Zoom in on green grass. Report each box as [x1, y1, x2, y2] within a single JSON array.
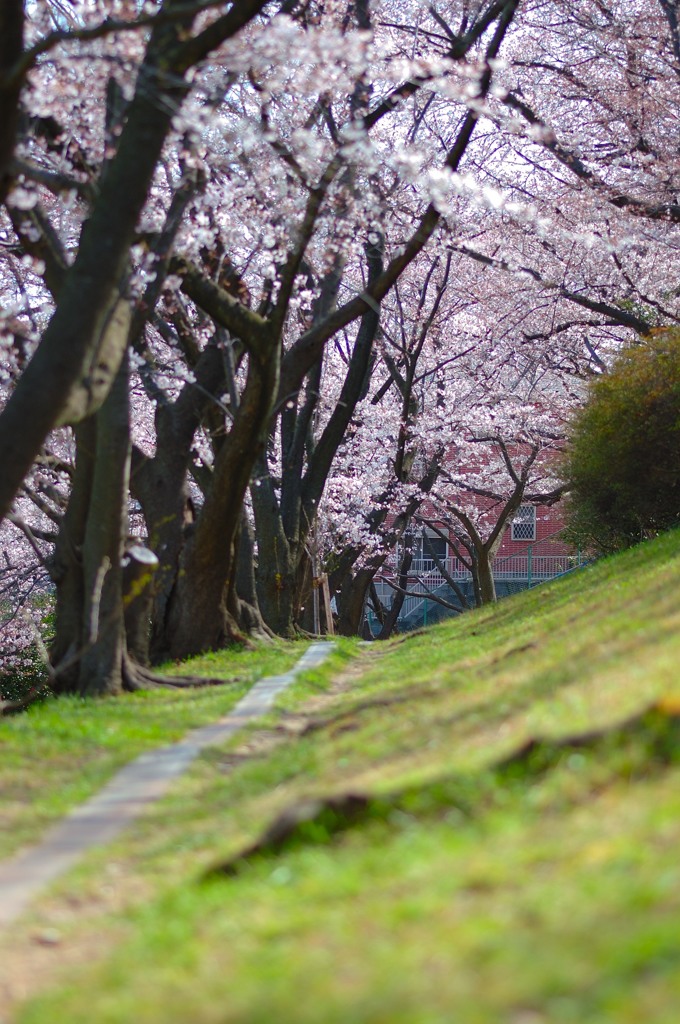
[[9, 530, 680, 1023], [0, 640, 310, 859]]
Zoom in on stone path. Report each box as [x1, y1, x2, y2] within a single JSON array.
[[0, 641, 335, 928]]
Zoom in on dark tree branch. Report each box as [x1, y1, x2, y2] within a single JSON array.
[[9, 203, 69, 298], [7, 513, 57, 555], [176, 0, 272, 70], [9, 156, 95, 202], [503, 91, 680, 224], [658, 0, 680, 72], [364, 0, 520, 131], [0, 0, 271, 525], [0, 0, 23, 202], [6, 0, 257, 88], [170, 256, 270, 356], [451, 243, 652, 335], [279, 1, 520, 402], [301, 234, 384, 520]]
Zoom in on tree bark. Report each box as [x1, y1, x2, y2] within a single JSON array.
[[130, 338, 227, 661], [51, 356, 131, 696], [253, 237, 383, 636], [476, 549, 497, 605], [336, 566, 375, 637], [122, 546, 159, 665], [50, 421, 97, 692], [164, 340, 280, 659], [77, 357, 131, 696], [251, 463, 298, 637], [234, 511, 272, 637], [0, 0, 23, 204], [0, 0, 269, 524], [376, 548, 413, 640]]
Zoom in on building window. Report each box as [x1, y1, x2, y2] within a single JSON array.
[[399, 528, 448, 568], [419, 529, 448, 566], [511, 504, 536, 542]]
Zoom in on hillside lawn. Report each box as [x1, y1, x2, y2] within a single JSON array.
[[3, 529, 680, 1022]]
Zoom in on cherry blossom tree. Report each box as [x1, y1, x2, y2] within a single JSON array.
[[1, 0, 679, 701], [319, 245, 579, 634]]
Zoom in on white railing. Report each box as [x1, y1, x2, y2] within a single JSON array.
[[382, 552, 581, 587], [407, 557, 470, 583], [371, 531, 588, 629]]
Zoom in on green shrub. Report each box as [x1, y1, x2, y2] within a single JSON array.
[[563, 329, 680, 553]]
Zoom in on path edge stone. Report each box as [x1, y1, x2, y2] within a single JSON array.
[[0, 641, 336, 929]]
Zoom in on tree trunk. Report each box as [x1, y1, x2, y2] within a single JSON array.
[[50, 420, 97, 692], [122, 546, 159, 665], [251, 468, 298, 637], [476, 548, 497, 605], [130, 338, 228, 662], [50, 360, 225, 695], [164, 342, 280, 659], [132, 442, 195, 662], [251, 240, 383, 637], [51, 357, 132, 696], [0, 1, 24, 204], [335, 566, 375, 637], [233, 510, 272, 637], [376, 549, 413, 640]]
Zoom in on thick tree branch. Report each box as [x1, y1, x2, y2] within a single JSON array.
[[9, 156, 95, 202], [272, 156, 344, 333], [0, 0, 24, 203], [504, 92, 680, 224], [301, 234, 384, 519], [0, 18, 184, 519], [171, 256, 270, 357], [5, 0, 254, 88], [7, 514, 57, 557], [451, 243, 652, 335], [659, 0, 680, 70], [278, 0, 520, 401], [176, 0, 272, 70], [9, 203, 69, 297]]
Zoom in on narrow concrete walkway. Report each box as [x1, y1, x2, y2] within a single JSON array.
[[0, 642, 334, 928]]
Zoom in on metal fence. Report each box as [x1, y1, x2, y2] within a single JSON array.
[[368, 531, 587, 633]]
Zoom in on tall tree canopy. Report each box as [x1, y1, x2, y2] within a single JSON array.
[[0, 0, 678, 698]]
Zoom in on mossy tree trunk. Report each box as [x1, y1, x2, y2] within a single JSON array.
[[253, 238, 383, 636], [51, 357, 131, 696], [163, 338, 280, 659]]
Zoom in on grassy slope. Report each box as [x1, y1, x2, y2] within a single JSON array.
[[12, 530, 680, 1023]]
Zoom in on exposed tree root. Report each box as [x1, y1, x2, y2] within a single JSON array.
[[206, 793, 372, 877], [205, 697, 680, 876], [493, 697, 680, 776], [121, 655, 236, 692], [2, 658, 238, 712], [293, 690, 430, 737]]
